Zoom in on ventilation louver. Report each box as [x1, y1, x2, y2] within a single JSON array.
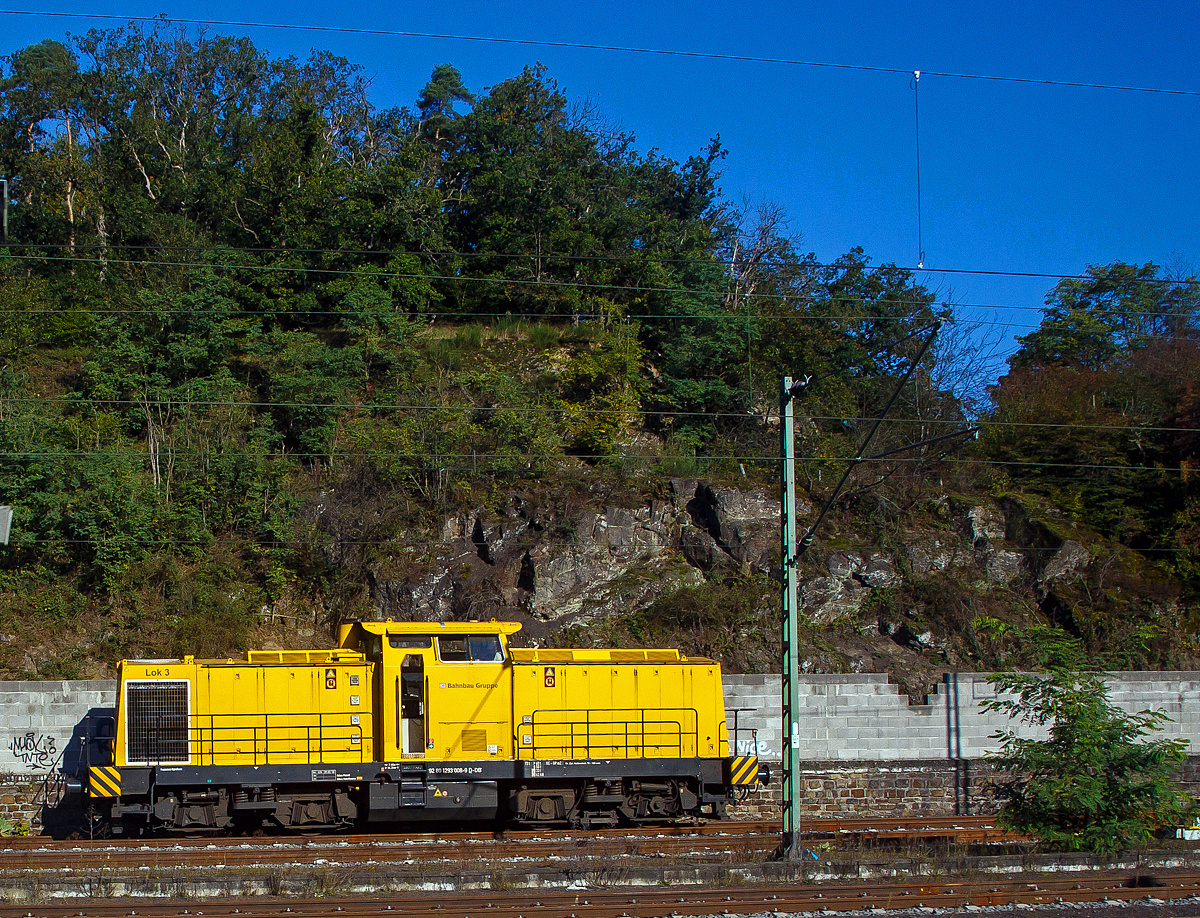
[[126, 681, 190, 764], [461, 729, 487, 753]]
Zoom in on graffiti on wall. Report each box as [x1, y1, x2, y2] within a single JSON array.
[[735, 737, 776, 758], [8, 732, 58, 769]]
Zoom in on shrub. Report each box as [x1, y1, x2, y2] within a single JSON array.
[[984, 629, 1190, 853]]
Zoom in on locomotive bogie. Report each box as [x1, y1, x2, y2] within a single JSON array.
[[509, 775, 709, 827]]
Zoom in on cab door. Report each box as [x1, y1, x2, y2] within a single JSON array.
[[400, 654, 425, 756], [377, 634, 434, 762]]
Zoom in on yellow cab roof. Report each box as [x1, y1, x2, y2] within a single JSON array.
[[349, 619, 524, 637]]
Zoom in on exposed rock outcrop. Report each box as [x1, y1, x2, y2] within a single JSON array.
[[363, 482, 784, 635], [1043, 540, 1091, 584], [339, 484, 1172, 674]]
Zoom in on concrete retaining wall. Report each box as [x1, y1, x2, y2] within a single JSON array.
[[0, 680, 115, 777], [2, 671, 1200, 830], [5, 672, 1200, 774], [723, 672, 1200, 762]]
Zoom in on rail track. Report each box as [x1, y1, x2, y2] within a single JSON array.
[[2, 815, 1015, 849], [2, 872, 1200, 918], [0, 817, 1023, 872], [799, 815, 1021, 844], [0, 818, 1196, 916]]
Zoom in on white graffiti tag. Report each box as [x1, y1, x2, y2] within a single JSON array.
[[9, 732, 57, 769], [735, 738, 775, 758]]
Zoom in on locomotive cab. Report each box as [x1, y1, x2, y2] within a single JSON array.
[[338, 620, 522, 764]]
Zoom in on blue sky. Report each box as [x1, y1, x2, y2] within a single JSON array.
[[2, 1, 1198, 368]]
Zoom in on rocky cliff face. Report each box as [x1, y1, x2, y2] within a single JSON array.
[[357, 480, 781, 644], [323, 480, 1187, 683]]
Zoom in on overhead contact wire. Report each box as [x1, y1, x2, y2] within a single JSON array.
[[2, 9, 1198, 96], [4, 244, 1199, 287]]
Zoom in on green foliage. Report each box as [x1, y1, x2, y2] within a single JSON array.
[[0, 272, 91, 352], [468, 368, 561, 479], [1012, 263, 1199, 371], [165, 550, 263, 658], [527, 323, 561, 350], [260, 330, 363, 456], [983, 628, 1190, 853], [0, 19, 1194, 676], [653, 431, 704, 479], [555, 322, 646, 458], [0, 573, 87, 625], [0, 816, 30, 837], [979, 262, 1200, 590], [417, 63, 475, 145], [1174, 496, 1200, 586]]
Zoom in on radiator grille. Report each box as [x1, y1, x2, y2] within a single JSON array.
[[461, 729, 487, 753], [126, 681, 190, 764]]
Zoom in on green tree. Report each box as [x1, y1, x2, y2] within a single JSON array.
[[416, 63, 474, 144], [983, 631, 1189, 853], [753, 247, 957, 484], [1012, 262, 1199, 371], [979, 261, 1200, 585], [443, 65, 612, 315]]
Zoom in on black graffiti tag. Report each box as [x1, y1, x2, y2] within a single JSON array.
[[9, 732, 57, 769]]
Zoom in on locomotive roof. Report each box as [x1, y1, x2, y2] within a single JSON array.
[[348, 619, 524, 636], [509, 648, 709, 664], [121, 648, 369, 667]]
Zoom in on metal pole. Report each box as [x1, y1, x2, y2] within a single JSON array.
[[780, 377, 803, 860], [1, 179, 7, 242], [777, 330, 962, 860]]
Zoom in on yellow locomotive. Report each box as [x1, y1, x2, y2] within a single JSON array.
[[85, 620, 762, 833]]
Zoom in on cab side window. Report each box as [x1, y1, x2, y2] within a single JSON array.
[[389, 636, 432, 649], [437, 636, 470, 661], [437, 635, 503, 662], [470, 635, 504, 662]]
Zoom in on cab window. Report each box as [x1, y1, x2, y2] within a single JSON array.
[[470, 635, 505, 662], [389, 635, 432, 649], [437, 635, 504, 662], [438, 636, 469, 661]]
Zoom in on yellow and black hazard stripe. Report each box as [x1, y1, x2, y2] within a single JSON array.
[[727, 755, 760, 786], [88, 765, 121, 798]]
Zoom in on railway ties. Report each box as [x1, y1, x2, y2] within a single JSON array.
[[4, 877, 1200, 918], [0, 818, 1006, 873], [0, 816, 1144, 918], [800, 814, 1023, 844], [0, 816, 1032, 888], [0, 814, 1014, 855]]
